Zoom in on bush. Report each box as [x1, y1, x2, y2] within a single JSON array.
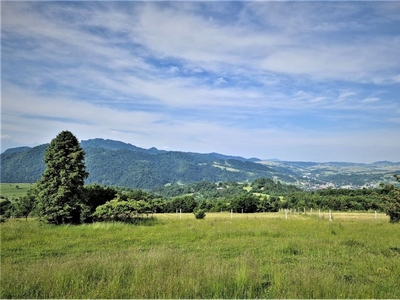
[[92, 196, 152, 223], [194, 209, 206, 219]]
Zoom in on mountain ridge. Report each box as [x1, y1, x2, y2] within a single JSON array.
[[3, 139, 398, 165], [1, 138, 399, 190]]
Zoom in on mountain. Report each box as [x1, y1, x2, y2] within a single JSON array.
[[0, 144, 49, 183], [0, 139, 297, 189], [81, 138, 146, 152], [1, 138, 399, 190], [2, 146, 32, 155]]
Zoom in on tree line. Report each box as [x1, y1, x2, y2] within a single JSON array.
[[1, 131, 399, 223]]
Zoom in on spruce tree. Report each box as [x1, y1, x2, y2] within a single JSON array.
[[37, 131, 88, 224]]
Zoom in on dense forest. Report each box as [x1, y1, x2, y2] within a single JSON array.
[[2, 139, 399, 190], [1, 140, 296, 189]]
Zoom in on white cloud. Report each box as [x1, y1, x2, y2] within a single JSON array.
[[213, 77, 227, 86], [168, 66, 180, 74], [392, 74, 400, 83], [337, 91, 356, 102], [192, 68, 204, 73], [260, 40, 400, 82], [362, 97, 380, 103], [388, 118, 400, 124], [2, 82, 399, 162], [1, 135, 12, 140]]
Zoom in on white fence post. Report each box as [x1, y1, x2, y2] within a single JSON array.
[[329, 209, 332, 221], [180, 208, 182, 220], [375, 210, 377, 220], [285, 209, 288, 220], [231, 209, 233, 219], [318, 209, 321, 218]]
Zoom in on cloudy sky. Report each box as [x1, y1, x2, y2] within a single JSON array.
[[1, 1, 400, 162]]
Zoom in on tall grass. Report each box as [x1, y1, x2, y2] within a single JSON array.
[[1, 213, 399, 298]]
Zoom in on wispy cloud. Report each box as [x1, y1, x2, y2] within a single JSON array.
[[1, 1, 399, 162]]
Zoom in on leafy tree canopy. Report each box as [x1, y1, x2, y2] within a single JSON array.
[[381, 175, 400, 223], [36, 131, 88, 224]]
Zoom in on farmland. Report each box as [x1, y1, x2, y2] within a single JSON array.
[[0, 183, 33, 200], [1, 212, 399, 299]]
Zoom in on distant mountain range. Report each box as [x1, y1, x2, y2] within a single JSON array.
[[1, 138, 399, 190]]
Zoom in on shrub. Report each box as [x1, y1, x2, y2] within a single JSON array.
[[194, 209, 206, 219], [92, 196, 152, 223]]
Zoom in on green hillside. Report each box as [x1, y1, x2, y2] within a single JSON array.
[[1, 139, 296, 189], [1, 138, 399, 190]]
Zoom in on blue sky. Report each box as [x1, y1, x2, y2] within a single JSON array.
[[1, 1, 400, 163]]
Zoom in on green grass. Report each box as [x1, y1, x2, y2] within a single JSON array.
[[0, 183, 33, 199], [1, 212, 399, 298]]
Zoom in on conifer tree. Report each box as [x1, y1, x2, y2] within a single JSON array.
[[37, 131, 88, 224]]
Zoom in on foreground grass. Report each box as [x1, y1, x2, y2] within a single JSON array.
[[1, 213, 399, 298]]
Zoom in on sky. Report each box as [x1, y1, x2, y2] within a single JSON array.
[[1, 1, 400, 163]]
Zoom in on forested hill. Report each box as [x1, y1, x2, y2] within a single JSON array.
[[1, 138, 399, 190], [0, 139, 296, 189]]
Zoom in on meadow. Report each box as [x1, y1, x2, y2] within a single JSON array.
[[1, 212, 399, 299], [0, 183, 33, 199]]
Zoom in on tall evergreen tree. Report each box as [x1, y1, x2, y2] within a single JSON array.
[[37, 131, 88, 224]]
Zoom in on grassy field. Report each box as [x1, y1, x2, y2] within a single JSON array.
[[0, 183, 33, 199], [1, 212, 399, 299]]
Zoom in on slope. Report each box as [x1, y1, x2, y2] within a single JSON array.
[[0, 139, 296, 189]]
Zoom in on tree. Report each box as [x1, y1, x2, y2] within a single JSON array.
[[231, 194, 259, 213], [14, 188, 37, 220], [381, 175, 400, 223], [168, 195, 197, 213], [36, 131, 88, 224], [150, 198, 167, 213], [258, 196, 279, 212], [0, 198, 12, 219], [84, 184, 117, 220]]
